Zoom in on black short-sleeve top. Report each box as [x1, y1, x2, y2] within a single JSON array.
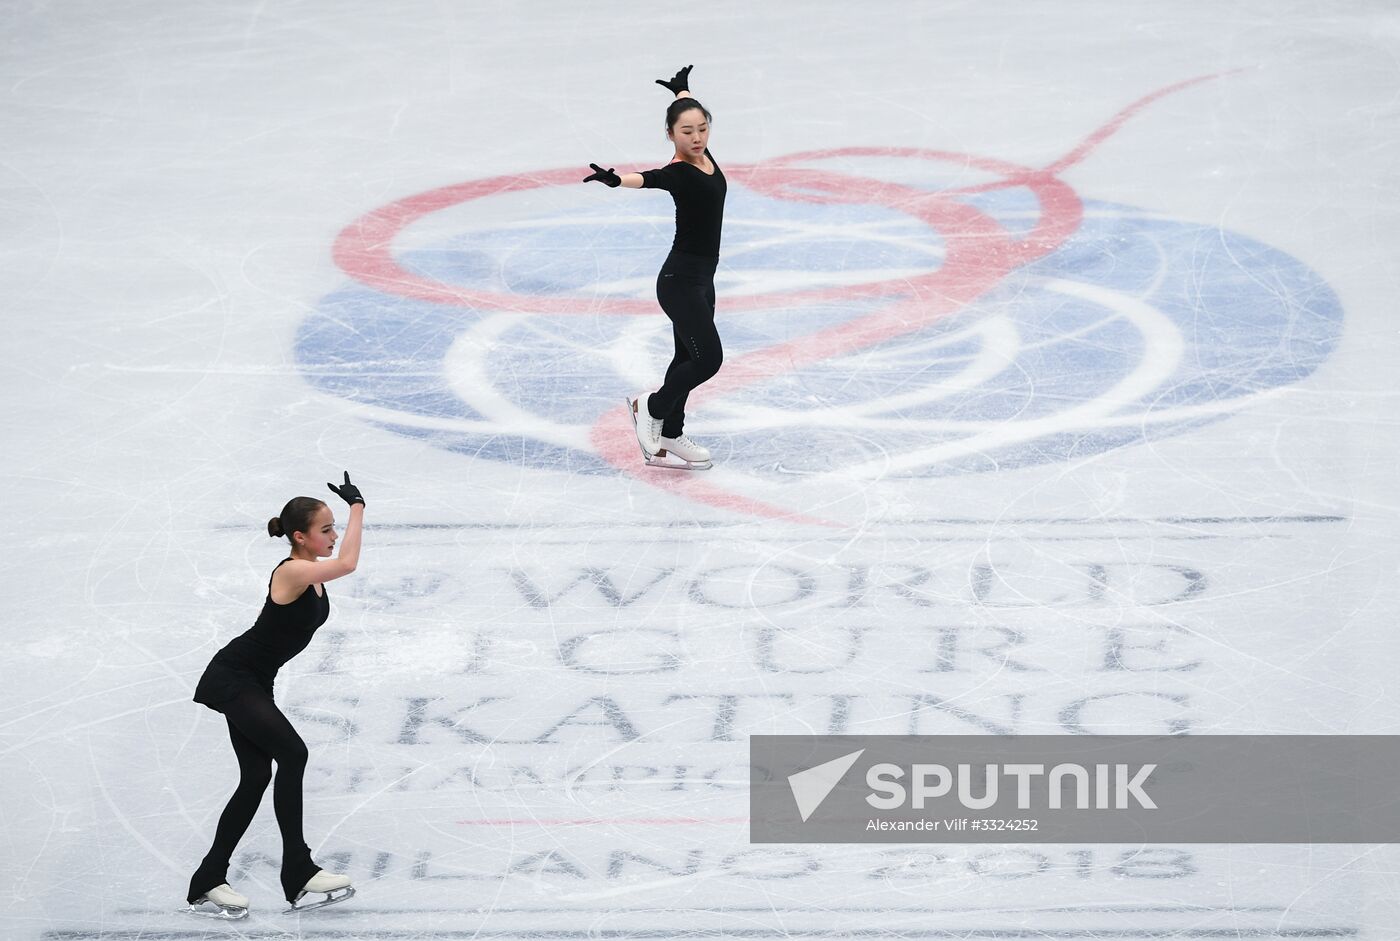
[[641, 148, 727, 259]]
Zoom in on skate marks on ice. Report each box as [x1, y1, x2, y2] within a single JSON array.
[[51, 511, 1363, 940], [41, 902, 1360, 941], [307, 71, 1342, 524]]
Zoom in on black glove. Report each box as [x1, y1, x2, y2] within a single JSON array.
[[327, 471, 365, 506], [655, 64, 693, 94], [583, 163, 621, 187]]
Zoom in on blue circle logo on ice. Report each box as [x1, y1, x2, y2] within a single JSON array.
[[299, 155, 1341, 485]]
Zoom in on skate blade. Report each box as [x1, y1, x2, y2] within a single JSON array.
[[284, 885, 355, 913], [183, 900, 248, 920], [645, 451, 713, 471]]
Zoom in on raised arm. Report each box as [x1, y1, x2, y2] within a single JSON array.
[[656, 65, 694, 99], [272, 473, 365, 599]]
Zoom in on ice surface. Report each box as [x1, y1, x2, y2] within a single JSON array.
[[4, 0, 1400, 938]]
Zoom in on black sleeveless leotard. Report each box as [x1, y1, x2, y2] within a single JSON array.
[[193, 559, 330, 709]]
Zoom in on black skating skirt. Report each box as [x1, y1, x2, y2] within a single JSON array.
[[193, 660, 273, 712]]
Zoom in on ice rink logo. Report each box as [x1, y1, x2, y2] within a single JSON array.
[[303, 76, 1341, 521]]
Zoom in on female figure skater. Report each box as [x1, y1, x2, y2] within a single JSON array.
[[585, 64, 725, 470], [184, 473, 364, 918]]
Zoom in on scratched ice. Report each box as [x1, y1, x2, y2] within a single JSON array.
[[4, 1, 1400, 939]]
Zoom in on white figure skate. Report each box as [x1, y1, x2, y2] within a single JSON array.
[[653, 433, 713, 471], [185, 883, 249, 919], [284, 870, 355, 913]]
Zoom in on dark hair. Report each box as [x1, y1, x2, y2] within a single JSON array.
[[268, 497, 327, 541], [665, 98, 712, 134]]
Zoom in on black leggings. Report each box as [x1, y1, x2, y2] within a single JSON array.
[[647, 252, 723, 439], [187, 689, 320, 904]]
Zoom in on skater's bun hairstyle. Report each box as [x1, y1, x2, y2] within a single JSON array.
[[268, 497, 327, 542], [665, 98, 712, 134]]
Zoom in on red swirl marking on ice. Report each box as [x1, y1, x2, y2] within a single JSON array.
[[332, 74, 1234, 526], [331, 167, 1019, 313], [1044, 71, 1243, 177]]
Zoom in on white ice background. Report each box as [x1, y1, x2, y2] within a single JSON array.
[[3, 1, 1400, 939]]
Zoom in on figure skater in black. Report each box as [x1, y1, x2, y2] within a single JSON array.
[[586, 64, 725, 470], [184, 473, 364, 918]]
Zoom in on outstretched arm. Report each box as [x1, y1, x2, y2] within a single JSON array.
[[584, 164, 645, 189]]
